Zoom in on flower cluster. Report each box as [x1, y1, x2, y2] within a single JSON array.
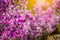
[[0, 0, 8, 13], [0, 0, 60, 40], [53, 0, 60, 12], [34, 0, 60, 33], [0, 4, 43, 40], [0, 0, 13, 21]]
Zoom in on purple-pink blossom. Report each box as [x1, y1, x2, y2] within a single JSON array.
[[0, 0, 60, 40]]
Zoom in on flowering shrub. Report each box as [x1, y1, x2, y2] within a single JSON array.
[[0, 0, 60, 40]]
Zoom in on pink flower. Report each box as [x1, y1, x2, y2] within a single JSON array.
[[53, 0, 60, 12]]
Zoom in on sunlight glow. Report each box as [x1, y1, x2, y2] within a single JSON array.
[[27, 0, 36, 10], [38, 0, 53, 10]]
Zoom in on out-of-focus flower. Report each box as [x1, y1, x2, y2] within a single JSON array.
[[53, 0, 60, 12], [33, 0, 60, 33], [0, 0, 8, 12], [0, 4, 43, 40], [0, 0, 60, 40]]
